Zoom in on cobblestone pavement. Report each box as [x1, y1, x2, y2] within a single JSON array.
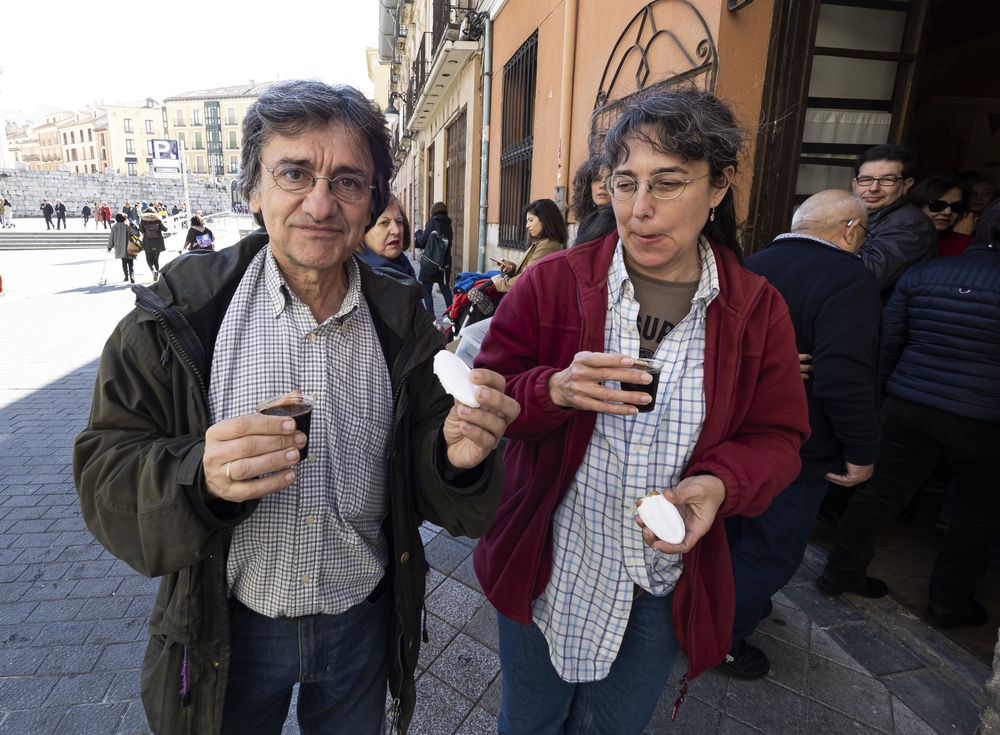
[[0, 248, 987, 734]]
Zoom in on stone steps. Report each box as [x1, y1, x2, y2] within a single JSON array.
[[0, 231, 113, 250]]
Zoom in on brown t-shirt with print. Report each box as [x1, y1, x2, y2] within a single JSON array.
[[625, 263, 698, 359]]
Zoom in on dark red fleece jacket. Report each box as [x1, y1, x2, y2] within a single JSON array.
[[473, 231, 809, 688]]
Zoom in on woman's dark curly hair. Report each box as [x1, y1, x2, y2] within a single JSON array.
[[570, 156, 607, 222], [601, 86, 746, 261]]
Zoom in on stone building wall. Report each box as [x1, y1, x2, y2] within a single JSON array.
[[0, 168, 239, 217]]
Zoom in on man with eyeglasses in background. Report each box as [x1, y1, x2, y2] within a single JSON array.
[[73, 79, 518, 735], [850, 144, 937, 303], [718, 190, 883, 678]]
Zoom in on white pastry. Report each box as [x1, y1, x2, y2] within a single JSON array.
[[635, 491, 685, 545], [433, 350, 481, 408]]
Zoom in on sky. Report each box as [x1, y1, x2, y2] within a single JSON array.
[[1, 0, 381, 124]]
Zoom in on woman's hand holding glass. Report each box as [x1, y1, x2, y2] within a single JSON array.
[[547, 351, 655, 415]]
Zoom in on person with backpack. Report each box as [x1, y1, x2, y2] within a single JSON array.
[[140, 207, 168, 281], [184, 215, 215, 253], [415, 201, 454, 316]]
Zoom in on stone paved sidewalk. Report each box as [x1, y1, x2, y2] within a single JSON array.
[[0, 249, 988, 734]]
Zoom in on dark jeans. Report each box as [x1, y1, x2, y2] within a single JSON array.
[[726, 478, 829, 640], [56, 213, 66, 229], [496, 592, 680, 735], [419, 270, 453, 316], [44, 214, 53, 229], [120, 257, 134, 278], [145, 248, 161, 274], [221, 586, 391, 735], [823, 396, 1000, 615]]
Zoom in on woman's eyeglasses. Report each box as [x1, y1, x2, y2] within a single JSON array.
[[926, 199, 969, 214]]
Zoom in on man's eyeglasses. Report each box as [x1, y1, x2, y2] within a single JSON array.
[[926, 199, 969, 214], [262, 162, 374, 202], [604, 172, 710, 201], [854, 175, 903, 187], [846, 218, 868, 237]]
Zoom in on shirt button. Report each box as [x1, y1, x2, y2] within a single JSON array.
[[301, 574, 311, 584], [212, 660, 220, 669], [308, 333, 317, 342], [305, 516, 315, 525], [308, 453, 316, 462], [400, 552, 410, 563]]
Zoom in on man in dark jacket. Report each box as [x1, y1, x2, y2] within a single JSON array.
[[819, 199, 1000, 630], [54, 199, 67, 229], [719, 191, 883, 678], [414, 202, 454, 316], [40, 198, 54, 229], [73, 80, 517, 735], [852, 144, 937, 303]]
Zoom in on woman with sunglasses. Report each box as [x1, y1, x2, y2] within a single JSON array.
[[907, 176, 972, 257]]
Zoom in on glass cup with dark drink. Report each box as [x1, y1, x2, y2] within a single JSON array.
[[620, 359, 664, 414], [256, 392, 314, 460]]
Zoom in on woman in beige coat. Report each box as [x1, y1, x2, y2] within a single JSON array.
[[493, 198, 568, 293]]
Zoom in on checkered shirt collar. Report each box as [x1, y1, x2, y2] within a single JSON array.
[[262, 247, 362, 322], [607, 235, 720, 310]]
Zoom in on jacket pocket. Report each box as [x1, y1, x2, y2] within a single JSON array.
[[141, 633, 190, 734]]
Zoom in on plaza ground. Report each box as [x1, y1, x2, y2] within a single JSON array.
[[0, 242, 990, 734]]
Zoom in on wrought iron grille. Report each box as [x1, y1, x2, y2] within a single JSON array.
[[498, 31, 538, 251], [432, 0, 474, 57], [407, 33, 431, 125]]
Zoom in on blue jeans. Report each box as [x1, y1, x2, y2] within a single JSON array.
[[496, 591, 680, 735], [220, 583, 391, 735], [419, 271, 453, 315], [726, 479, 829, 640]]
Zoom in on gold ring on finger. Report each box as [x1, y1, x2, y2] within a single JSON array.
[[226, 462, 233, 482]]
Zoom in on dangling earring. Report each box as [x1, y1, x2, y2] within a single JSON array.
[[710, 207, 716, 222]]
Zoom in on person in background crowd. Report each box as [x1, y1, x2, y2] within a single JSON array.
[[99, 201, 112, 229], [955, 176, 997, 237], [720, 190, 882, 679], [0, 197, 6, 229], [82, 202, 93, 228], [122, 201, 134, 226], [474, 87, 809, 735], [851, 144, 937, 302], [54, 199, 67, 230], [172, 204, 180, 216], [906, 176, 972, 257], [40, 199, 54, 229], [139, 206, 167, 281], [571, 156, 616, 246], [184, 215, 215, 253], [3, 198, 14, 228], [107, 212, 136, 283], [129, 202, 142, 227], [492, 199, 567, 294], [415, 201, 454, 316], [73, 79, 515, 735], [818, 198, 1000, 630], [358, 195, 417, 279]]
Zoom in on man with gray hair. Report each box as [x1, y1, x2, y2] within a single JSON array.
[[73, 79, 518, 735], [717, 190, 883, 679]]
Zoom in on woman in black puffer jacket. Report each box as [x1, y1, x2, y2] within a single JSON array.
[[820, 200, 1000, 630]]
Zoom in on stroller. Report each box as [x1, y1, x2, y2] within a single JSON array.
[[445, 280, 504, 342]]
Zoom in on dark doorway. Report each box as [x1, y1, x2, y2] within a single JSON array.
[[426, 142, 436, 225]]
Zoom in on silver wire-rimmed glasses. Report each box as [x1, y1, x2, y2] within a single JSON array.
[[262, 162, 375, 202], [604, 172, 710, 201]]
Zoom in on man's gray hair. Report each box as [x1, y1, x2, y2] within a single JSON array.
[[239, 79, 392, 229], [791, 190, 868, 235]]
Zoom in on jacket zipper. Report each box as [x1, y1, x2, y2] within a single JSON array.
[[134, 301, 210, 414]]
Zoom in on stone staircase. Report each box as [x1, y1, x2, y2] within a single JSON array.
[[0, 230, 113, 250]]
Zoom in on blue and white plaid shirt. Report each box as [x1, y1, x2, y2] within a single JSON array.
[[209, 248, 394, 619], [532, 238, 719, 682]]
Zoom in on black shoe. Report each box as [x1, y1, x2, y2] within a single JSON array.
[[123, 276, 129, 282], [716, 638, 770, 679], [816, 574, 888, 599], [760, 600, 773, 621], [129, 275, 134, 284], [924, 601, 988, 629]]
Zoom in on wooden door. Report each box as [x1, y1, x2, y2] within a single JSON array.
[[446, 110, 467, 279]]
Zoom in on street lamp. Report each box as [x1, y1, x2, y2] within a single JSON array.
[[384, 92, 404, 126]]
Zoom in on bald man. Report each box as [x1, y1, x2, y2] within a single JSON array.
[[716, 191, 883, 679]]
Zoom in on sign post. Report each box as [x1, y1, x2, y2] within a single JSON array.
[[150, 138, 191, 225]]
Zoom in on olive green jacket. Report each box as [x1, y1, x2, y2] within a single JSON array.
[[73, 231, 503, 734]]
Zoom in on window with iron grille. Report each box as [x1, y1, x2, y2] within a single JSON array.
[[498, 30, 538, 251]]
